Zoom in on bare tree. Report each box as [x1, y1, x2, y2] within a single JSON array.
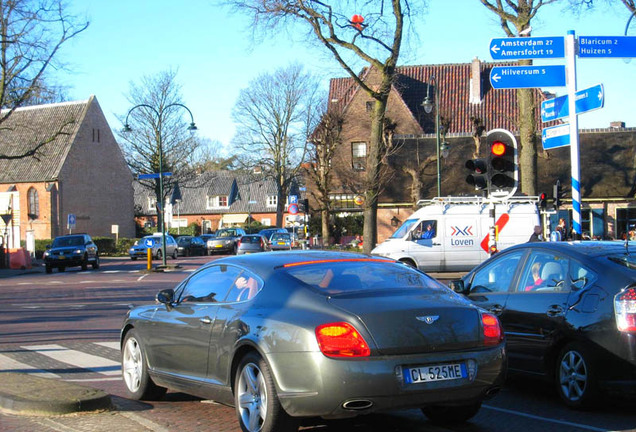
[[307, 105, 345, 244], [479, 0, 559, 196], [0, 0, 88, 160], [226, 0, 422, 252], [117, 69, 200, 230], [231, 63, 322, 227]]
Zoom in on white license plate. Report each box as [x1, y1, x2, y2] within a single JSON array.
[[403, 363, 467, 384]]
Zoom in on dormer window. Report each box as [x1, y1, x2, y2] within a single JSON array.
[[148, 197, 156, 211], [266, 195, 278, 208], [207, 195, 229, 209]]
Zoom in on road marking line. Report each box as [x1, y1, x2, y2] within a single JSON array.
[[94, 341, 120, 350], [137, 274, 148, 282], [483, 405, 608, 431], [119, 411, 172, 432], [22, 344, 121, 376], [0, 353, 60, 378]]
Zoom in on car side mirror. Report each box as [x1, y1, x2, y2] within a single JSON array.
[[156, 288, 175, 307], [46, 244, 51, 249], [449, 279, 469, 295]]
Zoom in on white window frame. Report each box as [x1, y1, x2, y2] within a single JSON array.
[[207, 195, 230, 209], [266, 195, 278, 208], [352, 142, 367, 171]]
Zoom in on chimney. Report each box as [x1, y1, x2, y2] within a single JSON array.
[[469, 57, 482, 105]]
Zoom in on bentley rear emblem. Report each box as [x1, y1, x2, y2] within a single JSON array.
[[416, 315, 439, 324]]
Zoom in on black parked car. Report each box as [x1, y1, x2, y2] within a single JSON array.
[[43, 234, 99, 273], [450, 241, 636, 408], [176, 236, 206, 257]]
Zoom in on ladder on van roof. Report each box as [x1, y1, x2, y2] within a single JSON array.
[[416, 196, 540, 207]]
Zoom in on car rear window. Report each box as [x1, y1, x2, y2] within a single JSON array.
[[281, 259, 448, 295], [241, 236, 262, 244]]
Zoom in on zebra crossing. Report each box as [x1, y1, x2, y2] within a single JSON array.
[[0, 341, 123, 382]]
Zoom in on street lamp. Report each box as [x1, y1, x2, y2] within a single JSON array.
[[422, 76, 444, 197], [124, 103, 197, 267]]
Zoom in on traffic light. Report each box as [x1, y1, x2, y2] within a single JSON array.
[[553, 180, 563, 209], [465, 158, 489, 190], [300, 198, 309, 213], [487, 129, 518, 197], [539, 193, 547, 211]]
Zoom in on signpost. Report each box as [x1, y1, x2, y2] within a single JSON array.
[[542, 124, 571, 150], [541, 84, 604, 122], [489, 65, 566, 89], [138, 172, 172, 180], [578, 36, 636, 58], [489, 36, 565, 60], [67, 214, 76, 233]]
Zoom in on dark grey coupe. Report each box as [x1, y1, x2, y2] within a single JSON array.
[[121, 251, 506, 432]]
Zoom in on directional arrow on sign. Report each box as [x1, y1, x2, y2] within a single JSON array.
[[490, 65, 566, 89], [542, 123, 571, 150], [541, 84, 605, 122]]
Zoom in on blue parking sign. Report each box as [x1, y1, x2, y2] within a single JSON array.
[[289, 195, 298, 204]]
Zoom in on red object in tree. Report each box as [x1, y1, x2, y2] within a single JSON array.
[[351, 14, 364, 31]]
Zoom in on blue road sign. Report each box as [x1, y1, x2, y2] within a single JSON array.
[[542, 123, 571, 150], [138, 172, 172, 180], [578, 36, 636, 58], [289, 195, 298, 204], [489, 36, 565, 60], [288, 203, 299, 215], [67, 213, 76, 227], [490, 65, 566, 89], [541, 84, 605, 122]]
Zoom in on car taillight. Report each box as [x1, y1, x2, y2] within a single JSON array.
[[481, 313, 503, 346], [315, 322, 370, 358], [237, 239, 241, 247], [615, 286, 636, 332]]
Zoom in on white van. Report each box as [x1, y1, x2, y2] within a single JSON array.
[[372, 196, 540, 272]]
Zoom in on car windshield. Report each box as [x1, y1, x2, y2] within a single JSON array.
[[390, 219, 419, 239], [52, 236, 84, 247], [271, 233, 290, 241], [216, 229, 236, 238], [177, 237, 191, 245], [608, 254, 636, 270], [282, 259, 449, 295]]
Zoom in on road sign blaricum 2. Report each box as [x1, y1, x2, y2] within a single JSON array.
[[578, 36, 636, 58]]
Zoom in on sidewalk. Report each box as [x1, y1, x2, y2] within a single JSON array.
[[0, 260, 44, 278]]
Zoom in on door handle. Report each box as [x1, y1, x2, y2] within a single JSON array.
[[432, 242, 441, 246], [547, 305, 564, 317], [489, 304, 504, 315], [199, 317, 212, 324]]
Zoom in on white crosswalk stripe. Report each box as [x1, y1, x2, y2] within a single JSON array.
[[0, 353, 59, 378], [21, 344, 121, 376]]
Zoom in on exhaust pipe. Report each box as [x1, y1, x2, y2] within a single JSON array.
[[342, 399, 374, 410]]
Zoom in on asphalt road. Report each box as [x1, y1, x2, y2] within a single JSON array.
[[0, 256, 635, 432]]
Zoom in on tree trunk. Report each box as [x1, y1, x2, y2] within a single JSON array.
[[517, 60, 537, 196], [363, 99, 387, 254], [321, 209, 330, 247]]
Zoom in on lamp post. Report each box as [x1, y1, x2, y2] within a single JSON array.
[[422, 76, 443, 197], [124, 103, 197, 267]]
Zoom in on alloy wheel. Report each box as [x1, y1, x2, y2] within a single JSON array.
[[237, 362, 268, 432], [558, 349, 588, 403], [122, 337, 143, 393]]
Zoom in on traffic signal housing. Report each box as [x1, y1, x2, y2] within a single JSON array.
[[553, 180, 563, 209], [465, 158, 489, 190], [539, 193, 547, 211], [486, 129, 518, 198]]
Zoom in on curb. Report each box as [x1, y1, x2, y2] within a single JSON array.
[[0, 373, 112, 416]]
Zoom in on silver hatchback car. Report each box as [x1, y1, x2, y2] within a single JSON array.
[[129, 234, 178, 260], [121, 251, 506, 432]]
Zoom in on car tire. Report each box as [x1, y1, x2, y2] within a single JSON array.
[[233, 245, 238, 255], [556, 342, 599, 409], [234, 352, 299, 432], [81, 254, 88, 271], [156, 249, 162, 259], [58, 266, 65, 272], [45, 265, 52, 274], [92, 255, 100, 270], [121, 329, 167, 401], [172, 249, 178, 260], [421, 402, 482, 425], [131, 257, 138, 261]]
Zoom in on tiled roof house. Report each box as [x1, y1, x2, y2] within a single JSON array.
[[0, 96, 136, 251], [319, 58, 636, 241], [134, 171, 306, 234]]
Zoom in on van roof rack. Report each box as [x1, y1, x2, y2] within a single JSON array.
[[416, 196, 540, 207]]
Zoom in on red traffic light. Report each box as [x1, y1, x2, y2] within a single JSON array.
[[539, 192, 546, 200], [491, 141, 507, 156]]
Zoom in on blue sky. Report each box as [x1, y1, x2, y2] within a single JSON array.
[[59, 1, 634, 152]]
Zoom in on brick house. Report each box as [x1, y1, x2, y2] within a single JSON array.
[[133, 171, 307, 235], [0, 96, 136, 254], [316, 58, 636, 242]]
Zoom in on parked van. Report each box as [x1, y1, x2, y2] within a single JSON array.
[[372, 196, 540, 272]]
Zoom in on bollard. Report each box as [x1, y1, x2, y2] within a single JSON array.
[[147, 248, 152, 271]]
